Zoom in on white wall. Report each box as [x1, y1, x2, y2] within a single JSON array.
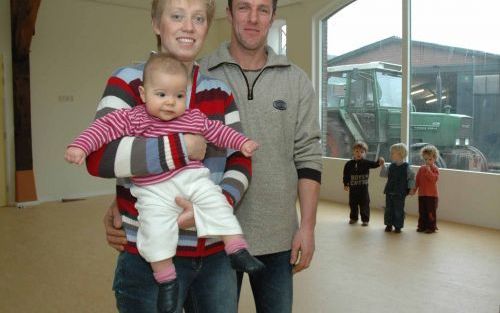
[[321, 158, 500, 230], [30, 0, 157, 202]]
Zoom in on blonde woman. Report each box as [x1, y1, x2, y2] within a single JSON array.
[[92, 1, 248, 312]]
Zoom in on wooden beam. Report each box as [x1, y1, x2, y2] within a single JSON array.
[[10, 0, 42, 202]]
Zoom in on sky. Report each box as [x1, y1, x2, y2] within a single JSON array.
[[327, 0, 500, 57]]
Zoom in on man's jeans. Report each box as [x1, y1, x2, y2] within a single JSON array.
[[113, 250, 237, 313], [237, 250, 293, 313]]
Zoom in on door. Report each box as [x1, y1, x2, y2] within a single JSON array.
[[0, 54, 6, 206]]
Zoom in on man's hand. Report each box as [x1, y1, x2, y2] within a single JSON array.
[[176, 196, 196, 229], [290, 227, 315, 274], [184, 134, 207, 161], [103, 200, 127, 251], [344, 185, 349, 192]]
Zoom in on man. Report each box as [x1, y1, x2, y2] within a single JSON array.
[[197, 0, 323, 311]]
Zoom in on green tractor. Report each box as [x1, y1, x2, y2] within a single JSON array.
[[325, 61, 488, 171]]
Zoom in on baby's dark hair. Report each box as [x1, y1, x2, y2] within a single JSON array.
[[352, 141, 368, 152], [143, 52, 188, 86]]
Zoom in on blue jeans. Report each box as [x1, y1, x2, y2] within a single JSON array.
[[237, 250, 293, 313], [385, 194, 406, 228], [113, 251, 237, 313]]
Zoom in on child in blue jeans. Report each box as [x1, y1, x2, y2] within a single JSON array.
[[380, 143, 415, 233]]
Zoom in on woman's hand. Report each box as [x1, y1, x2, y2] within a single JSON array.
[[184, 134, 207, 161], [103, 200, 127, 251], [176, 196, 196, 229]]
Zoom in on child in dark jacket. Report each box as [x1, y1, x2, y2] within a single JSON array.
[[343, 141, 384, 226], [380, 143, 416, 233]]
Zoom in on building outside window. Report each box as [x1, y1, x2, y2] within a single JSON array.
[[320, 0, 500, 173]]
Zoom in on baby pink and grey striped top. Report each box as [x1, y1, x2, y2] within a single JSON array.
[[70, 105, 248, 186]]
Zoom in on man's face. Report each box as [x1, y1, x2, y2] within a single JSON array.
[[227, 0, 275, 51]]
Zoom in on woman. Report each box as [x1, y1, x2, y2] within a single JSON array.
[[87, 1, 246, 312]]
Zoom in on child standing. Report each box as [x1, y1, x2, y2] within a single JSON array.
[[413, 145, 440, 233], [343, 141, 384, 226], [380, 143, 416, 233], [65, 53, 264, 311]]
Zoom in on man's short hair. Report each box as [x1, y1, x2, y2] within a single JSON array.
[[227, 0, 277, 14]]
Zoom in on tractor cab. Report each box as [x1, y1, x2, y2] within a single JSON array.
[[325, 62, 488, 171]]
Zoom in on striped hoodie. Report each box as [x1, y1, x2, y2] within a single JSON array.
[[86, 63, 251, 257]]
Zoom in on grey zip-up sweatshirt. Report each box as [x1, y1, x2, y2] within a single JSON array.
[[199, 43, 322, 255]]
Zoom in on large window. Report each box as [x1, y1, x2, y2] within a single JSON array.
[[320, 0, 500, 173], [268, 19, 287, 55], [321, 0, 402, 160]]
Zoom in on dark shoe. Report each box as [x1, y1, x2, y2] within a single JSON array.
[[425, 229, 436, 234], [384, 225, 393, 232], [394, 228, 402, 233], [416, 228, 425, 232], [361, 222, 369, 227], [229, 249, 265, 273], [349, 219, 357, 225], [157, 279, 178, 313]]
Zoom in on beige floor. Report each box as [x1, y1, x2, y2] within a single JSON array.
[[0, 195, 499, 313]]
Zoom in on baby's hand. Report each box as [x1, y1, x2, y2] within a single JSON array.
[[241, 140, 259, 157], [344, 185, 349, 192], [409, 188, 416, 196], [65, 147, 87, 165]]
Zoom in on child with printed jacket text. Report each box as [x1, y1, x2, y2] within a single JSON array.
[[343, 141, 384, 226]]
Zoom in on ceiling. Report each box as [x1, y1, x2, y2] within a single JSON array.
[[80, 0, 301, 19]]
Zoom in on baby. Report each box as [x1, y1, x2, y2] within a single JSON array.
[[65, 53, 264, 308]]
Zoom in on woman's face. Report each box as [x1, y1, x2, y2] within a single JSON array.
[[153, 0, 209, 62]]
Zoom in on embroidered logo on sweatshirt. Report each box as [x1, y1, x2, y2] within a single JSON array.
[[273, 100, 287, 111]]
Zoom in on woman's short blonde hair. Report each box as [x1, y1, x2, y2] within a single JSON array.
[[420, 144, 440, 159], [151, 0, 216, 26], [390, 143, 408, 159]]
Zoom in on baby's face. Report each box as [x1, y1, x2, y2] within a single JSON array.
[[141, 70, 188, 121]]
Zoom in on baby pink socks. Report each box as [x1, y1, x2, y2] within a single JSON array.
[[224, 237, 249, 255], [153, 264, 177, 284]]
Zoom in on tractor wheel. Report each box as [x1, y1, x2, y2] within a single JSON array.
[[410, 143, 447, 168], [441, 146, 489, 172], [326, 112, 353, 158]]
